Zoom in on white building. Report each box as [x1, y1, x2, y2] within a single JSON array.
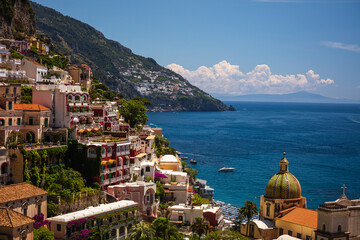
[[20, 58, 47, 82]]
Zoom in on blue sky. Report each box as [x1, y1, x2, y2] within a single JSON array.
[[33, 0, 360, 100]]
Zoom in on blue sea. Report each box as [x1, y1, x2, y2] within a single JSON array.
[[147, 102, 360, 210]]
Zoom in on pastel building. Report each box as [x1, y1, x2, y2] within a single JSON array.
[[83, 140, 131, 190], [91, 101, 121, 132], [20, 58, 47, 82], [158, 169, 189, 204], [157, 154, 182, 171], [32, 84, 93, 131], [168, 204, 224, 229], [107, 181, 158, 217], [48, 201, 140, 240], [315, 186, 360, 240]]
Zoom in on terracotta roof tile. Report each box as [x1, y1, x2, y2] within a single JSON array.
[[0, 183, 47, 204], [14, 104, 50, 111], [0, 207, 34, 227], [276, 207, 317, 229]]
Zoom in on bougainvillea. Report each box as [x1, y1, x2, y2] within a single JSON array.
[[32, 214, 51, 229]]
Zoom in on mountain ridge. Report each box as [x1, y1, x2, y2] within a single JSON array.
[[31, 2, 229, 111], [214, 91, 360, 104]]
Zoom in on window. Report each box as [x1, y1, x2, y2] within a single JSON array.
[[8, 101, 12, 110], [44, 118, 48, 127], [306, 235, 311, 240], [322, 224, 326, 232], [75, 95, 80, 102], [5, 88, 9, 94], [147, 195, 150, 201], [13, 88, 16, 94], [146, 166, 150, 172], [279, 228, 283, 235], [17, 118, 21, 125], [57, 224, 61, 232], [107, 147, 112, 156], [178, 216, 183, 221], [23, 207, 27, 216], [37, 204, 41, 215], [297, 233, 302, 239], [0, 119, 4, 126], [288, 230, 292, 236], [117, 146, 120, 153], [8, 118, 12, 126], [88, 148, 97, 158], [338, 225, 342, 232], [266, 203, 270, 217], [101, 148, 105, 157], [29, 117, 33, 125]]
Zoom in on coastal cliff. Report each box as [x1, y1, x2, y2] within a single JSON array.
[[31, 2, 229, 111], [0, 0, 36, 39]]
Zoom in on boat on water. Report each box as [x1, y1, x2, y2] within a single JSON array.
[[180, 156, 188, 160], [218, 167, 235, 172], [190, 158, 197, 164], [176, 151, 182, 155]]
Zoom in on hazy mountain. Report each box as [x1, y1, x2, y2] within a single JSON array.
[[214, 91, 360, 104]]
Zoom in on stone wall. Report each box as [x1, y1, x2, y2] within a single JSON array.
[[48, 191, 106, 215]]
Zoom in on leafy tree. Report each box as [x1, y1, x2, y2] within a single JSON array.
[[204, 230, 247, 240], [21, 86, 32, 103], [239, 201, 259, 236], [190, 217, 210, 239], [119, 99, 148, 128], [33, 226, 54, 240], [47, 201, 59, 217], [132, 96, 151, 106], [127, 222, 155, 240], [192, 193, 209, 206], [9, 49, 24, 59], [30, 166, 41, 187], [155, 181, 165, 202], [185, 167, 199, 182], [151, 217, 182, 240]]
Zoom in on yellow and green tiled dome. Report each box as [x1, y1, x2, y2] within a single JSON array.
[[265, 153, 301, 199]]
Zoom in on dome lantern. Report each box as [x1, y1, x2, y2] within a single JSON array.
[[264, 153, 301, 199]]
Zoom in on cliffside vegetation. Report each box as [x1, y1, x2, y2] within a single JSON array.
[[31, 2, 229, 111]]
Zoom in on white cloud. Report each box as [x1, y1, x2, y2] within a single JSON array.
[[322, 41, 360, 53], [167, 60, 334, 95]]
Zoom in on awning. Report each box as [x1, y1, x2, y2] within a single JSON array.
[[164, 190, 174, 193], [78, 129, 84, 133], [101, 161, 107, 166], [155, 171, 168, 178], [108, 159, 116, 164], [93, 128, 100, 131], [135, 153, 146, 159], [146, 135, 155, 140]]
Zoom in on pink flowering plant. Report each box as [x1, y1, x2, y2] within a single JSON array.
[[32, 214, 51, 229]]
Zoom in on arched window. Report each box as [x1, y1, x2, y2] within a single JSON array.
[[88, 148, 97, 158], [101, 148, 105, 157], [107, 147, 112, 156], [146, 166, 150, 172], [1, 162, 8, 174], [338, 225, 342, 232], [322, 224, 326, 232], [75, 95, 80, 102], [68, 95, 73, 102], [82, 95, 87, 102], [266, 203, 271, 217]]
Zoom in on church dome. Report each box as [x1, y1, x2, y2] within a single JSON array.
[[265, 153, 301, 199]]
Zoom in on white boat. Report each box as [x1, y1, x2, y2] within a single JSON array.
[[190, 158, 197, 164], [180, 156, 188, 160], [218, 167, 235, 172], [176, 151, 182, 155]]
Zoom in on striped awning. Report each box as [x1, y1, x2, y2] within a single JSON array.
[[101, 161, 107, 166], [108, 159, 116, 164]]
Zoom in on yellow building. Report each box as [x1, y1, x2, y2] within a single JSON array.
[[276, 207, 317, 240], [242, 153, 317, 240], [158, 154, 182, 171]]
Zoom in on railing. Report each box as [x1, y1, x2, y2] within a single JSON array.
[[69, 112, 94, 117], [123, 165, 129, 169], [102, 179, 110, 185], [109, 167, 117, 173], [102, 169, 110, 174], [116, 176, 123, 182]]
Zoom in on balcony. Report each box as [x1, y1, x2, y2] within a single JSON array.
[[123, 164, 129, 169], [109, 167, 117, 173], [69, 111, 94, 117], [116, 176, 123, 182], [102, 179, 109, 185], [102, 168, 110, 174]]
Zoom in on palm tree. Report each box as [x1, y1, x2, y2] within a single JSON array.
[[127, 222, 155, 240], [190, 217, 210, 239], [239, 200, 259, 236]]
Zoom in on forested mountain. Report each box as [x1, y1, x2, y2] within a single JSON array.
[[31, 2, 229, 111]]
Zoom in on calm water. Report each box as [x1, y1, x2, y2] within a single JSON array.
[[147, 102, 360, 209]]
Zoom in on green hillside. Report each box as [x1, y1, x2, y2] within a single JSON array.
[[31, 2, 229, 111]]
